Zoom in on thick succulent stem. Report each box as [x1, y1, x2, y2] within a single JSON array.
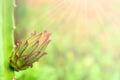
[[0, 0, 15, 80]]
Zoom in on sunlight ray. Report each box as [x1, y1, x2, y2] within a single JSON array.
[[94, 0, 117, 22], [29, 0, 67, 30], [47, 0, 66, 15], [93, 0, 120, 35], [63, 0, 78, 25], [44, 0, 81, 30], [94, 0, 120, 27], [92, 0, 106, 28]]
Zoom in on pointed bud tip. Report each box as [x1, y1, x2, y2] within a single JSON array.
[[44, 52, 47, 55], [47, 40, 51, 44], [36, 40, 39, 43], [25, 40, 29, 45], [31, 31, 36, 36], [17, 40, 22, 46]]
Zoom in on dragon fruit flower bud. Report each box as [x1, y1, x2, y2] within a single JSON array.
[[10, 31, 51, 71]]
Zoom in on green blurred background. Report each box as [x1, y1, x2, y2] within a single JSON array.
[[14, 0, 120, 80]]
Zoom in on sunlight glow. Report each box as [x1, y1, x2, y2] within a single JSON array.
[[26, 0, 120, 34]]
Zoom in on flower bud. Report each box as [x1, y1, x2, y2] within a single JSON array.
[[10, 31, 51, 71]]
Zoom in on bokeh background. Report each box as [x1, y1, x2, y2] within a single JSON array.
[[14, 0, 120, 80]]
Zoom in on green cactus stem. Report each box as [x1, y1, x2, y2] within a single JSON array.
[[0, 0, 15, 80]]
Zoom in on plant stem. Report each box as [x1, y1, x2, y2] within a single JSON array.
[[0, 1, 4, 80], [0, 0, 15, 80]]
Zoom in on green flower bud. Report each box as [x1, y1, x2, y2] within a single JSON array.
[[10, 31, 51, 71]]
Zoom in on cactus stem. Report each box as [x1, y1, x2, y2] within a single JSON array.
[[1, 0, 15, 79]]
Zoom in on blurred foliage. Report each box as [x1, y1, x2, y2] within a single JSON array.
[[15, 0, 120, 80]]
